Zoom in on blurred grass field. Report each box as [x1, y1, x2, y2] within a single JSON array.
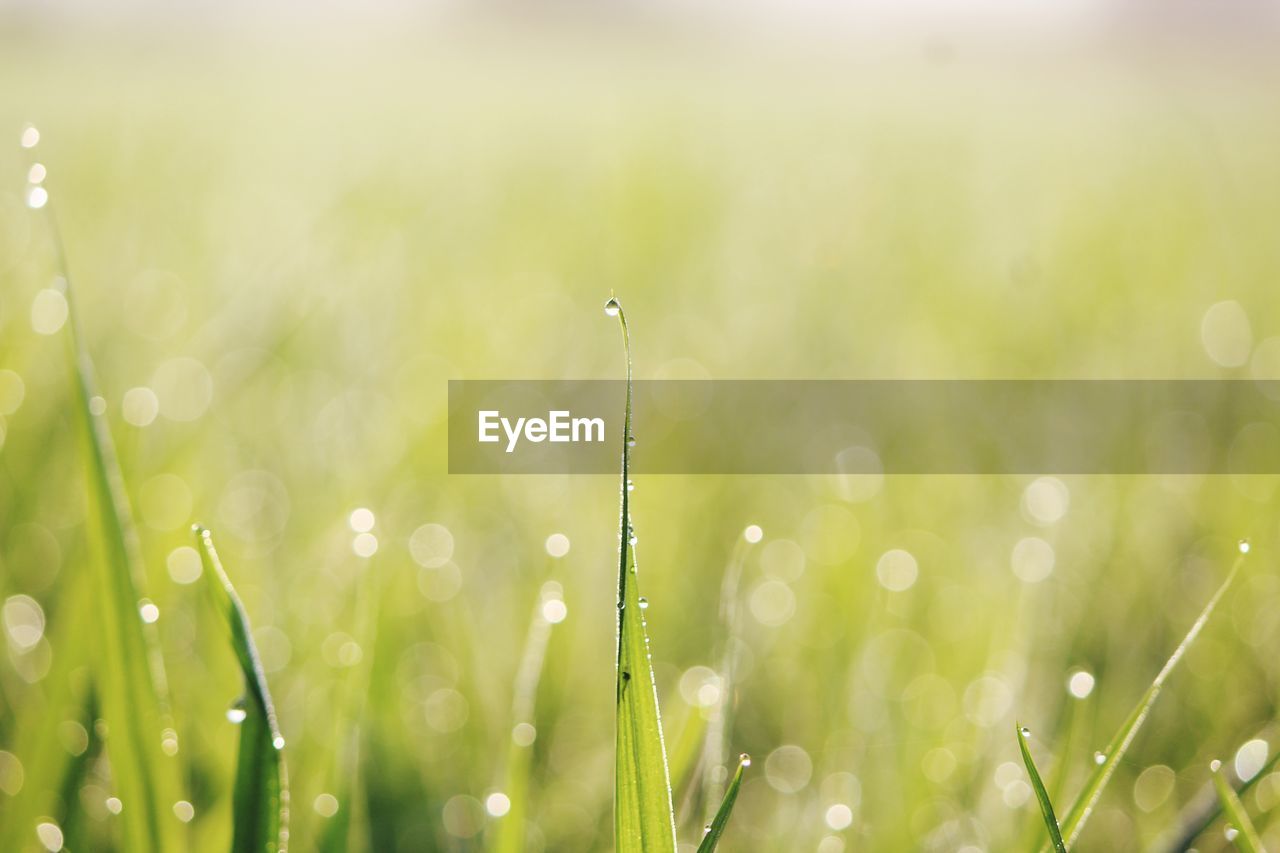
[[3, 22, 1280, 851]]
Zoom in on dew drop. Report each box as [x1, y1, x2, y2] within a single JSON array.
[[272, 735, 285, 750], [1210, 759, 1223, 772], [26, 186, 48, 210], [627, 435, 636, 447], [739, 752, 752, 767], [626, 480, 635, 492], [1019, 726, 1031, 737], [1238, 539, 1251, 554], [1225, 826, 1239, 842], [226, 700, 248, 724], [604, 298, 620, 317], [20, 125, 40, 149], [638, 597, 649, 610], [617, 601, 625, 610], [1093, 751, 1106, 765]]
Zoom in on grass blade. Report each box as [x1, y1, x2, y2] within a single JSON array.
[[0, 581, 94, 852], [1211, 760, 1266, 853], [195, 526, 290, 853], [492, 582, 565, 853], [608, 297, 678, 853], [701, 533, 752, 823], [696, 754, 749, 853], [1017, 723, 1066, 853], [1052, 544, 1250, 850], [34, 182, 183, 849], [669, 706, 710, 817], [1167, 743, 1280, 850]]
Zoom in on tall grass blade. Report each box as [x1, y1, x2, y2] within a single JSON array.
[[669, 707, 710, 818], [195, 526, 290, 853], [1052, 545, 1249, 850], [37, 187, 182, 850], [493, 582, 564, 853], [701, 535, 751, 823], [1211, 760, 1266, 853], [1016, 723, 1066, 853], [317, 533, 389, 853], [695, 754, 749, 853], [608, 297, 678, 853]]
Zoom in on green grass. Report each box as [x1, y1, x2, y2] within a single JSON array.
[[608, 297, 679, 852], [28, 190, 184, 850], [491, 582, 563, 852], [195, 527, 289, 853], [3, 33, 1280, 852], [696, 753, 749, 853], [1017, 723, 1065, 853], [1211, 759, 1266, 853], [1034, 544, 1251, 851]]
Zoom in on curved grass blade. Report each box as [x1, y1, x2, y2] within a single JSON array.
[[29, 163, 183, 850], [1211, 760, 1266, 853], [607, 297, 678, 853], [1016, 723, 1066, 853], [696, 754, 749, 853], [1050, 545, 1250, 850], [195, 526, 290, 853]]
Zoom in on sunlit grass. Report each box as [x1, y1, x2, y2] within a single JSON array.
[[2, 36, 1280, 852]]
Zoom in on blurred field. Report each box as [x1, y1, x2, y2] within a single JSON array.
[[3, 21, 1280, 851]]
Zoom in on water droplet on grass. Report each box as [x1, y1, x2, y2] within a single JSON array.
[[604, 298, 620, 317], [1210, 759, 1222, 772], [1238, 539, 1251, 554], [638, 597, 649, 609], [20, 125, 40, 149], [1225, 826, 1239, 841], [226, 699, 247, 724], [272, 735, 285, 750], [739, 752, 752, 767], [1093, 751, 1106, 765], [1019, 726, 1030, 737]]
